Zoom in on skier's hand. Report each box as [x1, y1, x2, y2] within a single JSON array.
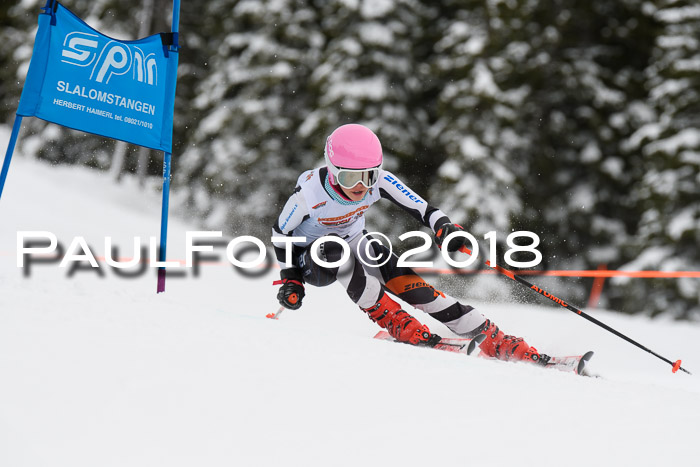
[[434, 223, 468, 253], [274, 268, 305, 310]]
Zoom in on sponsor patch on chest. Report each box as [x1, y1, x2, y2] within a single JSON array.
[[318, 205, 369, 226]]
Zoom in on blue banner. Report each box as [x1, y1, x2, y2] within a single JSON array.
[[17, 2, 178, 152]]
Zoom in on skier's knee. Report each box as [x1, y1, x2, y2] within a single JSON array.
[[299, 239, 345, 287]]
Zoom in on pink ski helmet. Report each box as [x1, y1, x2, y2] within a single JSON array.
[[324, 124, 383, 188]]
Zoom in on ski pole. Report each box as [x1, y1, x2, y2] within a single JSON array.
[[458, 246, 692, 375], [266, 306, 285, 320]]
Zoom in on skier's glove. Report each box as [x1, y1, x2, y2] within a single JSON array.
[[273, 268, 305, 310], [434, 223, 468, 253]]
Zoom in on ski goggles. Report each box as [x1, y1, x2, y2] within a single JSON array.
[[334, 167, 380, 189]]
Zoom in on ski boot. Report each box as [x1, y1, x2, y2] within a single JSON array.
[[362, 292, 439, 346], [476, 319, 550, 365]]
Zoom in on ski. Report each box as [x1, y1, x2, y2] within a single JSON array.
[[543, 351, 595, 376], [474, 349, 595, 375], [373, 331, 594, 375], [373, 331, 485, 356]]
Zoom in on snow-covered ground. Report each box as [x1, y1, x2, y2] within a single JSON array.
[[1, 141, 699, 466]]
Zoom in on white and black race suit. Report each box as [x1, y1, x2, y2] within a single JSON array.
[[272, 167, 486, 337]]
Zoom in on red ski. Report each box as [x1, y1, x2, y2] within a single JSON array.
[[373, 331, 594, 375], [541, 351, 595, 375], [373, 331, 485, 356]]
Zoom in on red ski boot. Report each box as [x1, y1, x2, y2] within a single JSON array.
[[477, 319, 550, 365], [362, 292, 435, 345]]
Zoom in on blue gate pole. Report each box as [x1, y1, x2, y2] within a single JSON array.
[[156, 0, 181, 293], [0, 115, 24, 201], [157, 151, 172, 292]]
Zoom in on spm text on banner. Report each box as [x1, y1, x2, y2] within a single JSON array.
[[16, 2, 178, 152]]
